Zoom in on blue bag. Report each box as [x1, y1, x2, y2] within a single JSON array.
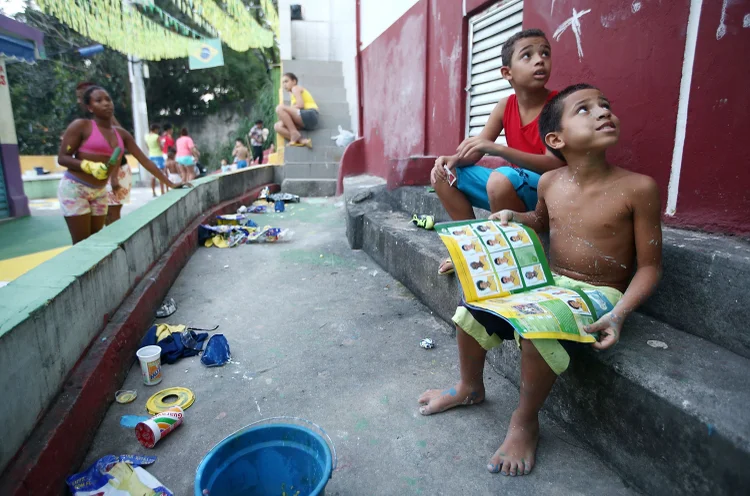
[[201, 334, 230, 367]]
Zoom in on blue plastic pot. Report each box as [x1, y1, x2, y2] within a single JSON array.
[[195, 418, 335, 496]]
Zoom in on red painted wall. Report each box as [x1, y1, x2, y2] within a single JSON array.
[[675, 0, 750, 233], [525, 0, 688, 214], [360, 1, 427, 187], [353, 0, 750, 234]]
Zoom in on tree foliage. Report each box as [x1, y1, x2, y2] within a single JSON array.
[[7, 1, 279, 156]]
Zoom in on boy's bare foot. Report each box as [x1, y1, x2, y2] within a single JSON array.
[[289, 132, 302, 144], [418, 382, 484, 415], [487, 409, 539, 476]]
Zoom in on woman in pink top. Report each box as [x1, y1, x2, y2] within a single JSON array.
[[175, 128, 200, 181], [57, 86, 189, 244]]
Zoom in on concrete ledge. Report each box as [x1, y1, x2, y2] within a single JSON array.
[[0, 183, 274, 495], [344, 178, 750, 495], [0, 166, 275, 476], [387, 187, 750, 359], [281, 178, 337, 197]]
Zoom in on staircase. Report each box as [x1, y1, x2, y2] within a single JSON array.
[[344, 176, 750, 496], [278, 59, 351, 197]]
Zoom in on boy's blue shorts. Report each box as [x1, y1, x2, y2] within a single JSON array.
[[455, 165, 540, 211], [150, 156, 165, 169]]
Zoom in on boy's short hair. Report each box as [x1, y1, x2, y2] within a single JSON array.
[[150, 123, 160, 132], [167, 149, 176, 158], [255, 119, 263, 125], [236, 138, 243, 143], [501, 28, 548, 67], [163, 123, 173, 131], [538, 83, 598, 161]]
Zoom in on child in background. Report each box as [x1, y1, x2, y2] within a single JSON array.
[[419, 84, 662, 477], [165, 149, 183, 189], [249, 120, 268, 164], [432, 29, 565, 275], [233, 139, 250, 169]]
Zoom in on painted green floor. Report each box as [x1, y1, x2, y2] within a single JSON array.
[[0, 215, 71, 261]]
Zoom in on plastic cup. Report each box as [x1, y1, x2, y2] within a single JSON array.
[[135, 406, 184, 448], [137, 345, 163, 386]]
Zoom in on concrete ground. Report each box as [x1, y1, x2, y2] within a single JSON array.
[[0, 187, 157, 285], [84, 198, 635, 495]]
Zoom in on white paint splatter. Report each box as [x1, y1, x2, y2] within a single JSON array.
[[744, 13, 750, 28], [717, 0, 729, 39], [551, 0, 556, 15], [364, 12, 425, 158], [631, 1, 642, 13], [439, 38, 461, 124], [647, 339, 668, 349], [553, 8, 592, 61]]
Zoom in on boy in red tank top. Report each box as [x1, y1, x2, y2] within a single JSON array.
[[431, 29, 565, 275]]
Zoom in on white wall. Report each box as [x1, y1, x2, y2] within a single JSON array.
[[281, 0, 359, 133], [360, 0, 420, 49]]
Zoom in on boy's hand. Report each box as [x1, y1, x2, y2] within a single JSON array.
[[488, 210, 514, 225], [456, 137, 497, 159], [432, 156, 457, 183], [585, 311, 626, 350]]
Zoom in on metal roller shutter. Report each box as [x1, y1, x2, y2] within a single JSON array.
[[465, 0, 524, 143]]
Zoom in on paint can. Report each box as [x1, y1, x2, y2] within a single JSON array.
[[136, 345, 163, 386], [135, 406, 184, 448]]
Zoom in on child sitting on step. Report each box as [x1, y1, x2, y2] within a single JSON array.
[[419, 84, 663, 477], [432, 29, 566, 275]]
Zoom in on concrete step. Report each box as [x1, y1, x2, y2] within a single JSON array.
[[343, 177, 750, 496], [281, 162, 340, 180], [291, 74, 345, 88], [386, 187, 750, 359], [282, 59, 343, 75], [285, 86, 347, 104], [284, 144, 344, 164], [281, 178, 336, 197]]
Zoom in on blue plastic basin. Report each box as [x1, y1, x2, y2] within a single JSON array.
[[195, 424, 333, 496]]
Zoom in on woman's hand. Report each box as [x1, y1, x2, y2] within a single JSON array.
[[168, 181, 193, 189]]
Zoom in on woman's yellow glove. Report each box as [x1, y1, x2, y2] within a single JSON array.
[[80, 159, 109, 180]]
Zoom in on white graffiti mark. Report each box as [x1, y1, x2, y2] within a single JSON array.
[[744, 13, 750, 28], [631, 1, 642, 13], [553, 8, 592, 61], [717, 0, 729, 39], [551, 0, 556, 15], [439, 38, 461, 124]]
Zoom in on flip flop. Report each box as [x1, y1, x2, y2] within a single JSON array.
[[290, 139, 313, 149], [438, 258, 455, 276], [411, 214, 435, 230]]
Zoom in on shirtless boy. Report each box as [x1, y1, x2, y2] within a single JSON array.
[[233, 139, 250, 169], [419, 83, 662, 476], [431, 29, 565, 275]]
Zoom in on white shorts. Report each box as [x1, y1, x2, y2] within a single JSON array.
[[168, 173, 182, 185]]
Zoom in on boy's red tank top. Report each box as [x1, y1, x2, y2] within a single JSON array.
[[502, 90, 558, 155]]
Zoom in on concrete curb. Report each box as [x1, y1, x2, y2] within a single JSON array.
[[344, 177, 750, 496], [0, 183, 278, 496]]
